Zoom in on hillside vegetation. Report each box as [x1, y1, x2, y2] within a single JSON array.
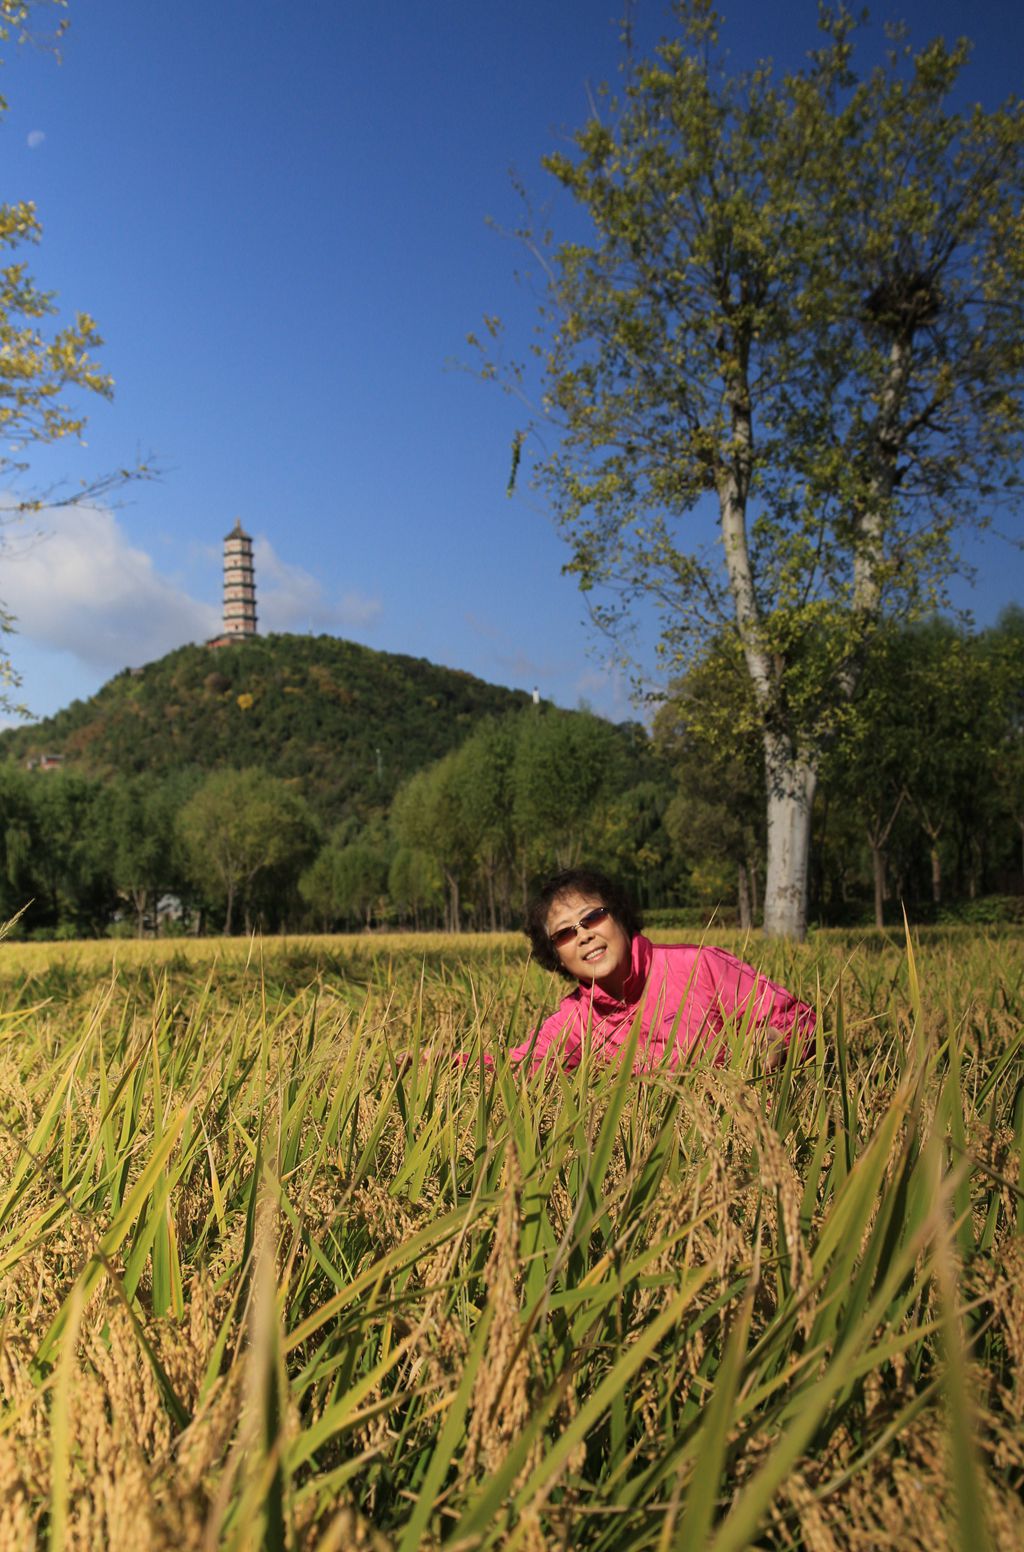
[[1, 617, 1020, 940], [0, 635, 538, 822]]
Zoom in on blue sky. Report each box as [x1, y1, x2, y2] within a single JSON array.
[[1, 0, 1022, 725]]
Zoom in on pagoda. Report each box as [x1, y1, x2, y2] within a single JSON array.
[[208, 519, 257, 647]]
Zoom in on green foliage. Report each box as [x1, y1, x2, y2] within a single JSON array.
[[654, 638, 765, 922], [0, 639, 674, 938], [488, 2, 1024, 938], [510, 706, 639, 870], [389, 706, 674, 929], [653, 611, 1024, 927], [0, 200, 111, 449], [582, 778, 676, 908], [0, 763, 116, 933], [0, 2, 67, 57], [982, 605, 1024, 872], [387, 846, 444, 928], [300, 833, 391, 930], [0, 634, 535, 823], [177, 767, 319, 934], [3, 614, 1019, 940], [936, 896, 1024, 927], [107, 774, 185, 934], [819, 612, 1024, 924]]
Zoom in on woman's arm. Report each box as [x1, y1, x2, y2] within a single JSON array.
[[700, 946, 816, 1058], [457, 999, 585, 1073]]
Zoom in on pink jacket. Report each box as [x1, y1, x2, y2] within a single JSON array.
[[488, 934, 815, 1074]]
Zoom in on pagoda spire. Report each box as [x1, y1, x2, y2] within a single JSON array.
[[222, 520, 257, 638]]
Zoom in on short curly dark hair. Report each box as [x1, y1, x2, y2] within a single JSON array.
[[524, 866, 643, 978]]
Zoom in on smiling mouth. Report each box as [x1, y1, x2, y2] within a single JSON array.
[[582, 946, 606, 962]]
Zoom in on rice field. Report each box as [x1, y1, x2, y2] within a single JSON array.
[[1, 926, 1023, 1550]]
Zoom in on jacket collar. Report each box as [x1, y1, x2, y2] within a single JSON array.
[[582, 932, 652, 1013]]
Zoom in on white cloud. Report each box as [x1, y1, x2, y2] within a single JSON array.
[[26, 129, 46, 150], [1, 505, 219, 669], [0, 509, 384, 685], [253, 536, 382, 634]]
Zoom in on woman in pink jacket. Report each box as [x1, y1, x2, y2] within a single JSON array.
[[493, 866, 815, 1074]]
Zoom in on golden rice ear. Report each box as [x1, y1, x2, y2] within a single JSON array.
[[2, 930, 1021, 1549], [0, 899, 31, 941]]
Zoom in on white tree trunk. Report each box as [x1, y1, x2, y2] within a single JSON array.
[[716, 369, 826, 942], [762, 733, 818, 940]]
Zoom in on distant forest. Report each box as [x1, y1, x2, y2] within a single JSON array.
[[0, 634, 535, 823], [0, 617, 1020, 939]]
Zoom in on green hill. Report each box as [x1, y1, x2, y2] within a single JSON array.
[[0, 634, 537, 822]]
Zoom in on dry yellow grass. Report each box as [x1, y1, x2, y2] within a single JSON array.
[[0, 928, 1021, 1549], [0, 929, 523, 975]]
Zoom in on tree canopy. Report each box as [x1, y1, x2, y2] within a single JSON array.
[[0, 614, 1020, 938], [0, 634, 537, 823], [489, 1, 1024, 937], [178, 768, 319, 934]]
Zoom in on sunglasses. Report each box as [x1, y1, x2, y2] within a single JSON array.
[[549, 904, 611, 949]]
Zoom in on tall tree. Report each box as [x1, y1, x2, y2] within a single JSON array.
[[0, 761, 41, 925], [390, 754, 472, 931], [821, 624, 915, 928], [15, 768, 116, 934], [895, 623, 994, 907], [300, 831, 391, 930], [389, 706, 652, 927], [107, 776, 181, 935], [178, 768, 318, 934], [449, 717, 517, 929], [489, 2, 1024, 937], [824, 621, 962, 926], [585, 778, 677, 912], [387, 847, 444, 930], [510, 708, 638, 880]]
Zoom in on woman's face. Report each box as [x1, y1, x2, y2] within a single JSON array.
[[545, 889, 632, 997]]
